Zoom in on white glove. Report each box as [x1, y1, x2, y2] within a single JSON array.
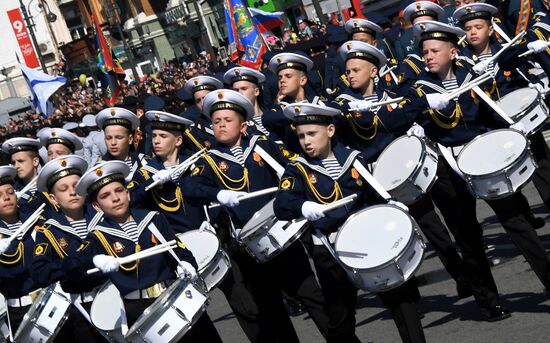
[[301, 201, 326, 221], [216, 190, 247, 207], [426, 93, 450, 110], [0, 238, 11, 254], [176, 261, 198, 281], [152, 169, 172, 185], [472, 59, 491, 74], [198, 220, 213, 233], [529, 82, 545, 95], [510, 122, 528, 134], [527, 40, 549, 54], [407, 123, 425, 139], [348, 100, 373, 112], [93, 254, 119, 273], [388, 200, 409, 212]]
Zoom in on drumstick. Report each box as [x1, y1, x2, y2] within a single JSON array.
[[371, 97, 404, 108], [208, 187, 279, 209], [482, 31, 526, 67], [321, 194, 358, 213], [471, 86, 514, 125], [145, 149, 206, 191], [519, 42, 550, 58], [445, 72, 493, 100], [379, 65, 397, 77], [16, 175, 38, 199], [8, 203, 45, 242]]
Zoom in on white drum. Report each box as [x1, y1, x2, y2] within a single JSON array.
[[373, 135, 438, 205], [14, 283, 71, 343], [126, 279, 208, 343], [334, 205, 425, 292], [90, 282, 126, 343], [176, 230, 230, 292], [495, 87, 549, 135], [457, 129, 537, 199], [0, 293, 7, 342], [239, 199, 309, 263]]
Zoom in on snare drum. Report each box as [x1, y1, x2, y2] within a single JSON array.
[[457, 129, 537, 199], [334, 205, 425, 292], [14, 283, 71, 343], [90, 282, 126, 343], [495, 87, 549, 135], [239, 199, 309, 263], [373, 135, 438, 205], [126, 279, 208, 343], [176, 230, 230, 292]]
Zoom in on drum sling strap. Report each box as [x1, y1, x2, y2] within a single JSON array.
[[351, 160, 391, 200], [437, 143, 464, 178], [253, 145, 285, 178]]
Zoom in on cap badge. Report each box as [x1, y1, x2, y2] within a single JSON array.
[[95, 168, 103, 177], [60, 159, 67, 167], [217, 92, 224, 100], [110, 109, 116, 116]]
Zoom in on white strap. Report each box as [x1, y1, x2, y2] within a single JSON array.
[[492, 21, 512, 42], [471, 86, 514, 124], [437, 143, 464, 178], [254, 145, 285, 178], [352, 160, 391, 200]]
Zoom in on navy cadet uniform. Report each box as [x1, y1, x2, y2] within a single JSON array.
[[395, 1, 447, 97], [130, 111, 205, 233], [1, 138, 41, 211], [324, 24, 348, 93], [184, 89, 328, 342], [330, 41, 477, 299], [31, 155, 106, 342], [408, 21, 550, 312], [63, 161, 222, 342], [0, 166, 41, 336], [223, 66, 271, 136], [260, 50, 280, 111], [273, 103, 426, 343], [95, 107, 147, 181], [182, 76, 224, 151], [263, 52, 322, 153]]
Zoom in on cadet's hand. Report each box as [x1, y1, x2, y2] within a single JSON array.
[[407, 123, 425, 139], [152, 169, 172, 185], [426, 93, 450, 110], [388, 200, 409, 212], [472, 59, 491, 74], [301, 201, 326, 221], [348, 100, 373, 112], [510, 122, 528, 135], [0, 238, 11, 254], [198, 221, 213, 233], [216, 190, 247, 207], [527, 40, 549, 54], [529, 82, 545, 95], [177, 261, 199, 281], [93, 254, 119, 273]]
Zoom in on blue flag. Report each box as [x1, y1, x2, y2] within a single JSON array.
[[20, 64, 66, 117]]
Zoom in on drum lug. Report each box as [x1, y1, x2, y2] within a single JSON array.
[[394, 261, 405, 281], [415, 230, 426, 249], [352, 269, 364, 289]]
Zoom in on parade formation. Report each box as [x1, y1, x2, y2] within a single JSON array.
[[0, 0, 550, 342]]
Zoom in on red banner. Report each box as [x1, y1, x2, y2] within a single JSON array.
[[7, 8, 39, 68]]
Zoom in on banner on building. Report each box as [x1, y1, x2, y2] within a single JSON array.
[[7, 8, 40, 69]]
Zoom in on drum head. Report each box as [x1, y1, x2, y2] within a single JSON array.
[[176, 230, 219, 271], [334, 205, 413, 269], [496, 87, 538, 116], [90, 282, 124, 331], [373, 136, 423, 191], [241, 199, 275, 237], [457, 129, 527, 176]]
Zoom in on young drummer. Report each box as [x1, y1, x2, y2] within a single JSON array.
[[63, 161, 222, 342], [1, 138, 41, 207], [273, 102, 425, 343], [37, 128, 83, 162], [0, 166, 41, 338], [32, 155, 105, 342], [183, 89, 329, 342]]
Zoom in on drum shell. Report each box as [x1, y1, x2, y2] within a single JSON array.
[[498, 91, 549, 135], [334, 206, 426, 292], [126, 280, 208, 343], [200, 249, 231, 292]]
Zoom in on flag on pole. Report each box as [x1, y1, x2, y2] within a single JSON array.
[[224, 0, 267, 70], [248, 8, 285, 32], [20, 64, 66, 117], [92, 13, 125, 106]]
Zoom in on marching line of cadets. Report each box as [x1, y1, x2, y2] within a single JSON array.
[[1, 1, 550, 342]]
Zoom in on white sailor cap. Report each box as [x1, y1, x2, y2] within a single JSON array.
[[452, 3, 498, 24], [145, 111, 194, 132], [76, 160, 130, 196], [202, 89, 255, 120], [268, 52, 314, 74], [38, 128, 83, 152], [81, 114, 97, 128], [283, 103, 341, 125], [223, 66, 266, 85], [338, 41, 387, 69], [96, 107, 140, 131], [37, 155, 88, 192], [183, 76, 223, 95], [1, 137, 40, 155], [0, 166, 16, 186], [413, 20, 465, 44], [344, 18, 383, 36], [62, 122, 79, 131], [403, 1, 446, 23]]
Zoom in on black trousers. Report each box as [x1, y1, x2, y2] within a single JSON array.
[[124, 298, 222, 343], [267, 240, 329, 337], [518, 131, 550, 217], [54, 304, 107, 342]]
